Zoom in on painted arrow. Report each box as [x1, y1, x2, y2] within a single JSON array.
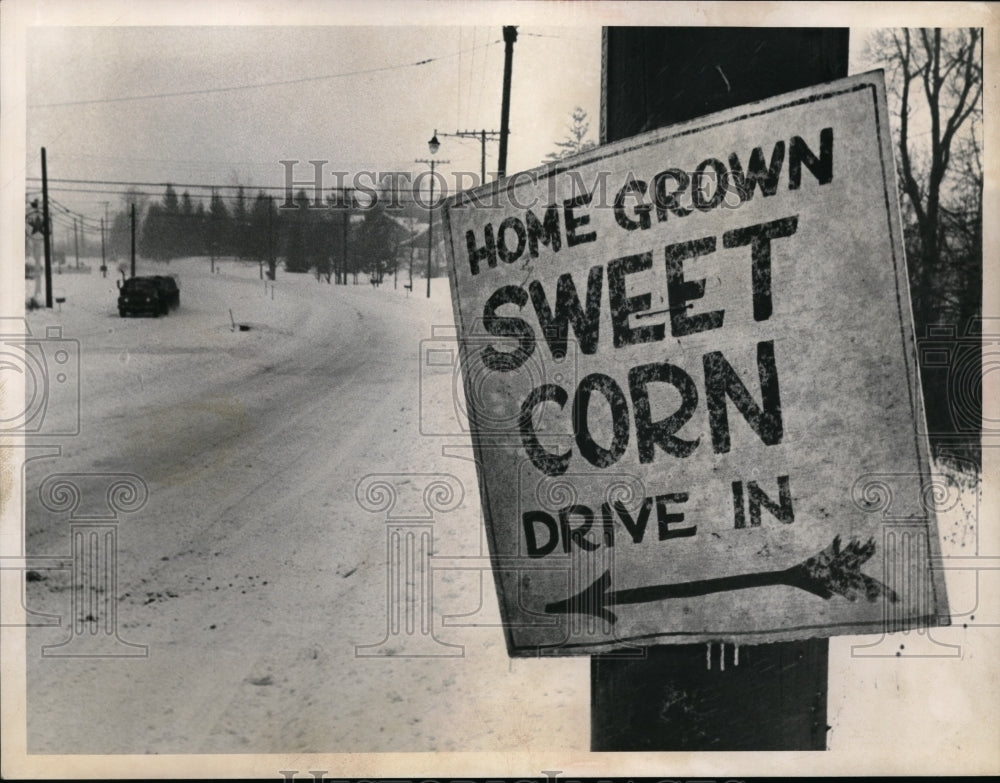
[[544, 535, 898, 625]]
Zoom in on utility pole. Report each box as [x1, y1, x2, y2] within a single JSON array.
[[408, 242, 414, 293], [415, 157, 449, 298], [267, 195, 276, 281], [433, 128, 501, 184], [102, 201, 109, 277], [209, 188, 217, 275], [478, 129, 487, 185], [73, 217, 80, 268], [592, 26, 849, 752], [41, 147, 53, 307], [497, 25, 517, 179], [130, 203, 136, 279], [341, 188, 351, 286]]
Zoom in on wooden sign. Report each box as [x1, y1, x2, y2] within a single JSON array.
[[442, 71, 949, 655]]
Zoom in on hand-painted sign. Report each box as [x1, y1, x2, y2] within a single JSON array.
[[442, 72, 949, 655]]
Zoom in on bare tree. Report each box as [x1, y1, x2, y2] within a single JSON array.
[[868, 28, 983, 465], [108, 188, 149, 260], [872, 27, 982, 329]]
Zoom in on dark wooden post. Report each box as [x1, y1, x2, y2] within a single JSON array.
[[600, 28, 849, 145], [592, 27, 849, 752], [130, 203, 136, 279], [497, 25, 517, 179], [341, 189, 349, 286], [479, 129, 487, 184], [41, 147, 53, 307]]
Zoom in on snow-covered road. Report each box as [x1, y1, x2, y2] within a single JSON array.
[[14, 256, 994, 771], [23, 257, 588, 753]]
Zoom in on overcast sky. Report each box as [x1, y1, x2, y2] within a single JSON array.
[[25, 24, 601, 218], [12, 2, 956, 229]]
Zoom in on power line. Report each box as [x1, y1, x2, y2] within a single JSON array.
[[36, 186, 170, 199], [28, 40, 499, 109], [49, 201, 104, 231], [36, 185, 442, 212], [467, 27, 476, 128], [30, 176, 448, 205], [29, 194, 104, 231], [51, 213, 101, 233], [49, 196, 101, 220], [30, 177, 291, 193], [477, 33, 491, 120], [30, 176, 336, 193], [50, 213, 99, 234], [457, 27, 463, 129]]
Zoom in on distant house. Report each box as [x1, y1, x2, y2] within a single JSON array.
[[400, 218, 448, 280]]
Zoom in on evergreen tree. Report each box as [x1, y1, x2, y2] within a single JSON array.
[[325, 188, 355, 284], [310, 212, 335, 283], [353, 202, 406, 284], [139, 202, 168, 260], [161, 184, 180, 259], [248, 191, 280, 278], [265, 195, 279, 279], [233, 186, 249, 258], [180, 190, 196, 256], [283, 189, 312, 273], [207, 190, 231, 259], [248, 191, 268, 262], [545, 106, 597, 162], [162, 184, 179, 213], [193, 201, 207, 257]]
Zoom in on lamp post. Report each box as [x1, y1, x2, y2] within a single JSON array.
[[415, 132, 449, 298]]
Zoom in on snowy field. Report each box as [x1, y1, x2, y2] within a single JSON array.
[[14, 256, 994, 769]]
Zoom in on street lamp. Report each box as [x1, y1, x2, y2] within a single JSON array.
[[415, 132, 449, 298]]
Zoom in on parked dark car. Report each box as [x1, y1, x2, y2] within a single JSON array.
[[118, 277, 167, 317], [117, 275, 180, 317], [151, 275, 180, 310]]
